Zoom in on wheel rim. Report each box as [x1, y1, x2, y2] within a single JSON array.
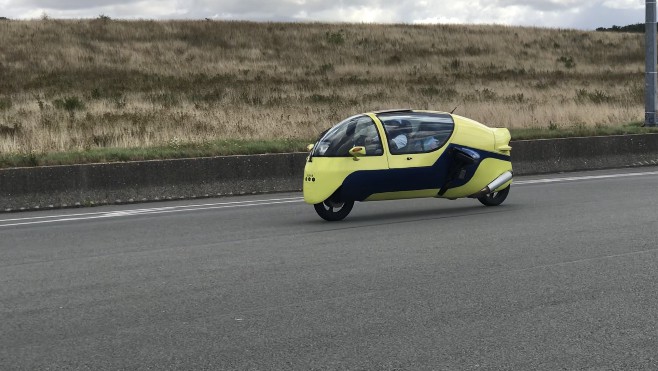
[[323, 200, 344, 212], [314, 199, 354, 221], [488, 191, 501, 200], [324, 201, 345, 210], [477, 185, 510, 206]]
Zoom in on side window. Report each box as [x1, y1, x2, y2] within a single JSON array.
[[313, 115, 383, 157], [381, 119, 413, 155], [378, 112, 454, 154], [354, 118, 383, 156], [412, 121, 452, 153]]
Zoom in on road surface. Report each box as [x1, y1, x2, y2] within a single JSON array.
[[1, 167, 658, 370]]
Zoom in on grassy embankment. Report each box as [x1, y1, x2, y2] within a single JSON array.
[[0, 19, 657, 167]]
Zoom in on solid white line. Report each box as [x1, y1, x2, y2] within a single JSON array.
[[514, 171, 658, 185], [1, 169, 657, 228], [0, 199, 303, 228], [0, 196, 304, 223]]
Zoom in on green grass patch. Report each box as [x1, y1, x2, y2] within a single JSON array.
[[510, 122, 658, 140], [0, 139, 312, 168]]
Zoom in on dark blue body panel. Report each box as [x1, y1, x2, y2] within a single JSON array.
[[340, 144, 510, 201]]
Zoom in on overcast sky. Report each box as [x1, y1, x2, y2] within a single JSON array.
[[0, 0, 646, 30]]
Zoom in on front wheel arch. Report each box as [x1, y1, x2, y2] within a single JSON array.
[[313, 199, 355, 221], [313, 187, 354, 221]]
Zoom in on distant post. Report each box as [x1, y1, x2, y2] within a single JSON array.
[[646, 0, 657, 126]]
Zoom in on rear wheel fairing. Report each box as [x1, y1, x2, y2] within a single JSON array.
[[441, 157, 513, 199]]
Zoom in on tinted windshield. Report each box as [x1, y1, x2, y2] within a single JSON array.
[[312, 115, 383, 157]]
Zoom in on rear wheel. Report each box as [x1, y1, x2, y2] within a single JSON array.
[[477, 185, 510, 206], [314, 199, 354, 221]]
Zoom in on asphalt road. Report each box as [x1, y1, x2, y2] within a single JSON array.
[[1, 167, 658, 370]]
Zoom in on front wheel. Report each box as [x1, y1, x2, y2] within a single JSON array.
[[477, 185, 510, 206], [313, 199, 354, 221]]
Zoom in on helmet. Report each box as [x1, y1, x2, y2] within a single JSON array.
[[385, 119, 410, 134], [384, 119, 401, 127]]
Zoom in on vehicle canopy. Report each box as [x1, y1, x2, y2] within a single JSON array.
[[310, 110, 456, 158]]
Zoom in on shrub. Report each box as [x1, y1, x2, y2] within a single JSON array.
[[148, 92, 179, 108], [478, 88, 497, 101], [35, 95, 45, 110], [575, 89, 612, 104], [317, 63, 334, 74], [505, 93, 526, 104], [309, 94, 341, 104], [238, 91, 263, 105], [91, 88, 102, 99], [53, 96, 85, 119], [91, 133, 111, 147], [448, 59, 462, 70], [557, 56, 576, 69], [464, 46, 486, 56], [0, 123, 22, 137], [419, 86, 458, 100], [386, 54, 402, 64], [53, 96, 85, 111], [0, 97, 12, 110], [326, 30, 345, 45]]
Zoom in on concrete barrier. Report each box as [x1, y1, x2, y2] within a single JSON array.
[[511, 134, 658, 174], [2, 134, 658, 211], [0, 153, 307, 211]]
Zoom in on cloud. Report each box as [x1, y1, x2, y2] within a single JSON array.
[[11, 0, 137, 11], [574, 2, 644, 29], [4, 0, 184, 19], [0, 0, 646, 29], [492, 0, 581, 11], [603, 0, 643, 10]]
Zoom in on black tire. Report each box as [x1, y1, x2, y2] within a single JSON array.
[[313, 199, 355, 221], [477, 185, 510, 206]]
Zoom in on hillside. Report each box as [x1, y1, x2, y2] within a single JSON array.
[[0, 19, 645, 155]]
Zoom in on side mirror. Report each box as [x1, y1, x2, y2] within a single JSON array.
[[349, 146, 366, 161], [307, 144, 314, 152]]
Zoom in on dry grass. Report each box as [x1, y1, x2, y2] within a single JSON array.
[[0, 19, 645, 155]]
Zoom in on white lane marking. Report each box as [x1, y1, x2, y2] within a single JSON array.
[[514, 170, 658, 185], [0, 196, 304, 223], [514, 246, 658, 272], [0, 198, 303, 227], [1, 169, 657, 228]]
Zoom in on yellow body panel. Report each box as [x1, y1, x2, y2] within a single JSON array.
[[303, 155, 388, 204], [450, 115, 496, 152]]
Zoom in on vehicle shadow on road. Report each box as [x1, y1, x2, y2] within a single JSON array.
[[298, 202, 521, 229]]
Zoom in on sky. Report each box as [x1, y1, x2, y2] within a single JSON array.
[[0, 0, 646, 30]]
